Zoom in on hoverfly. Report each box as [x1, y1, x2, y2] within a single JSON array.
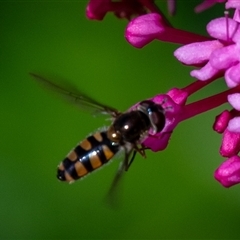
[[31, 73, 166, 187]]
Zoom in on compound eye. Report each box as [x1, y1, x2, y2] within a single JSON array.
[[150, 111, 165, 133], [107, 126, 121, 143], [138, 100, 166, 133]]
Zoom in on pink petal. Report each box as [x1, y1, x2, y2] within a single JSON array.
[[225, 72, 239, 87], [166, 88, 188, 105], [228, 117, 240, 132], [209, 45, 239, 70], [233, 9, 240, 22], [132, 93, 184, 152], [174, 40, 223, 65], [190, 62, 219, 81], [220, 129, 240, 157], [125, 13, 210, 48], [228, 93, 240, 110], [226, 0, 240, 10], [86, 0, 110, 20], [125, 13, 166, 48], [143, 131, 172, 152], [207, 17, 240, 42], [213, 110, 231, 133], [225, 63, 240, 87], [214, 155, 240, 187]]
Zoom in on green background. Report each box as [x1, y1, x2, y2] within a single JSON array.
[[1, 1, 240, 239]]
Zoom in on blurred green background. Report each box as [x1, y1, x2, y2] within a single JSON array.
[[1, 1, 240, 239]]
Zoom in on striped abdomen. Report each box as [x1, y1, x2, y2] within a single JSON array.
[[57, 131, 120, 182]]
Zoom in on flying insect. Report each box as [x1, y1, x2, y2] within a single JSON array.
[[31, 73, 166, 186]]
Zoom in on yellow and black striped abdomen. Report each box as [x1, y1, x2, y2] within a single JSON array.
[[57, 131, 120, 182]]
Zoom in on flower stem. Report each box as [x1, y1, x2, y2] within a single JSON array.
[[181, 73, 224, 96], [181, 79, 215, 96], [180, 84, 240, 121], [164, 27, 212, 45]]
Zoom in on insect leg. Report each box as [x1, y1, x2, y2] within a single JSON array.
[[125, 150, 137, 171]]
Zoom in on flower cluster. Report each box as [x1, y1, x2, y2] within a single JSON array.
[[86, 0, 227, 20], [85, 0, 240, 187]]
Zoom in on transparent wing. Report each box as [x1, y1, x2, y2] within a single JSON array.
[[105, 144, 148, 207], [105, 149, 136, 208], [30, 73, 121, 117]]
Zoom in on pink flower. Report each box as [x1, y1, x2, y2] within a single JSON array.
[[174, 11, 240, 144], [214, 155, 240, 187], [125, 13, 210, 48], [227, 93, 240, 132], [174, 15, 240, 83], [226, 0, 240, 10], [85, 0, 240, 188], [129, 88, 187, 152], [228, 93, 240, 111], [85, 0, 228, 21], [132, 81, 240, 153], [213, 110, 231, 133], [213, 108, 240, 158], [135, 79, 240, 187], [86, 0, 162, 21], [220, 129, 240, 157]]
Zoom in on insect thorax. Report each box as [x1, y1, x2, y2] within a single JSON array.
[[108, 111, 151, 145]]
